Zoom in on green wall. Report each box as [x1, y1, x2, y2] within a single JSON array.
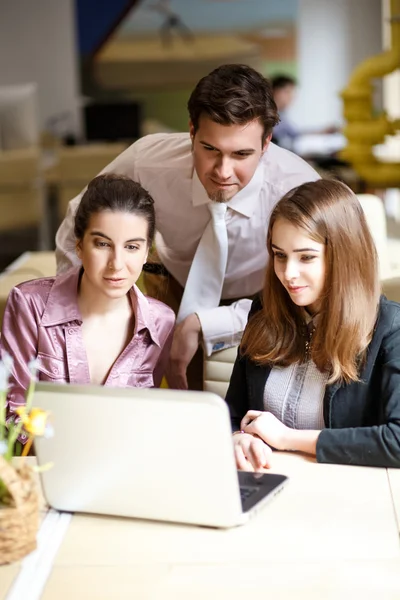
[[129, 61, 297, 133]]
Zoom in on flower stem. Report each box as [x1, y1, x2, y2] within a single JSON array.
[[25, 378, 35, 412], [0, 390, 6, 442]]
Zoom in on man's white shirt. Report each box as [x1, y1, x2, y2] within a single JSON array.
[[56, 132, 319, 355]]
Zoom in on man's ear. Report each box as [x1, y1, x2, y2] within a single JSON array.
[[189, 120, 195, 142], [262, 134, 272, 154]]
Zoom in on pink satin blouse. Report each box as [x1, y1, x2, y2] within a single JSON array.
[[1, 267, 175, 437]]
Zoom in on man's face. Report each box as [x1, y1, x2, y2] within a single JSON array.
[[273, 84, 296, 111], [190, 116, 269, 203]]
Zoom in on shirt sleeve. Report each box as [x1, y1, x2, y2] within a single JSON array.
[[273, 117, 299, 141], [317, 310, 400, 468], [196, 298, 252, 356], [0, 287, 39, 442], [224, 346, 249, 431], [224, 296, 264, 430]]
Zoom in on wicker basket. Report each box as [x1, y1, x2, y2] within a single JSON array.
[[0, 456, 40, 564]]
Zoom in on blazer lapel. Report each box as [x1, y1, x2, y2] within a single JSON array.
[[323, 381, 341, 427]]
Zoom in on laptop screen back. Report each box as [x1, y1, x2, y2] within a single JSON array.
[[34, 384, 244, 527]]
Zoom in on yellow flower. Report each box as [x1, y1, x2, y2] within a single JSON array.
[[15, 407, 50, 436]]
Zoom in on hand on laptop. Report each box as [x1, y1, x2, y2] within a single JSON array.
[[241, 410, 290, 451], [233, 431, 272, 472]]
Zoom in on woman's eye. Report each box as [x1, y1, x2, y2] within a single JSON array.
[[274, 252, 286, 260], [126, 244, 140, 251], [95, 240, 109, 248], [301, 255, 316, 262]]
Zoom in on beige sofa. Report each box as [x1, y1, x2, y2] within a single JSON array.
[[0, 147, 43, 232]]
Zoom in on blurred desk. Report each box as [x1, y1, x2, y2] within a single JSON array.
[[293, 132, 346, 157], [0, 251, 56, 325], [3, 453, 400, 599]]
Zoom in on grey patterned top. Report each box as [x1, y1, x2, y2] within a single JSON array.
[[263, 359, 327, 430]]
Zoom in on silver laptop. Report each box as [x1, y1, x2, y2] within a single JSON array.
[[34, 383, 288, 528]]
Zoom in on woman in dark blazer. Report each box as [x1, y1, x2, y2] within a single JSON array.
[[225, 179, 400, 470]]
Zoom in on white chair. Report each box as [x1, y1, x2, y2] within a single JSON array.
[[203, 346, 238, 397], [357, 194, 400, 280], [204, 193, 400, 397]]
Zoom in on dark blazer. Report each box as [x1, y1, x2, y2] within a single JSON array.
[[225, 295, 400, 468]]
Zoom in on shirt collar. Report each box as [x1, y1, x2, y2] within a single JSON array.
[[41, 267, 82, 326], [191, 158, 265, 218], [41, 266, 161, 347], [301, 308, 320, 328]]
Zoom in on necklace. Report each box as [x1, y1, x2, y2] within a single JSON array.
[[304, 323, 316, 360]]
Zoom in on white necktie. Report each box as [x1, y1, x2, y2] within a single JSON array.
[[177, 203, 228, 322]]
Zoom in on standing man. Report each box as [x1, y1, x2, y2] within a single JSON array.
[[56, 64, 319, 390]]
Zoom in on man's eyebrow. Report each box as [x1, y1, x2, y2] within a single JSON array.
[[271, 243, 320, 252], [199, 141, 256, 153], [90, 231, 146, 243]]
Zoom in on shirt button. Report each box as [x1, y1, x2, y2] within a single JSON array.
[[68, 328, 74, 335]]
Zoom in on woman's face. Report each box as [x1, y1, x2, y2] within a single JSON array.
[[76, 210, 149, 300], [271, 218, 326, 314]]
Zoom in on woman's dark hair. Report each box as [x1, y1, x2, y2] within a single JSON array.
[[188, 64, 279, 145], [74, 174, 155, 246]]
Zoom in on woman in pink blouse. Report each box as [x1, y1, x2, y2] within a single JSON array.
[[1, 174, 175, 438]]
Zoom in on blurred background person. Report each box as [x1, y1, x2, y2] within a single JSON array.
[[271, 75, 339, 152]]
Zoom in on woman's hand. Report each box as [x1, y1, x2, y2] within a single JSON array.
[[233, 431, 273, 472], [241, 410, 291, 451], [241, 411, 321, 456]]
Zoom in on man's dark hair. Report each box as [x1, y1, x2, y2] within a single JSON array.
[[74, 174, 155, 246], [271, 74, 297, 91], [188, 64, 279, 144]]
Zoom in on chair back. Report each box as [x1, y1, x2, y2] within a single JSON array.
[[203, 346, 238, 398], [357, 194, 391, 279]]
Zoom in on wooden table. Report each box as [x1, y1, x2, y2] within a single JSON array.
[[2, 453, 400, 599], [0, 251, 56, 324]]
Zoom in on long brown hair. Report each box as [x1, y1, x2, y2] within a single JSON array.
[[241, 179, 381, 383]]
